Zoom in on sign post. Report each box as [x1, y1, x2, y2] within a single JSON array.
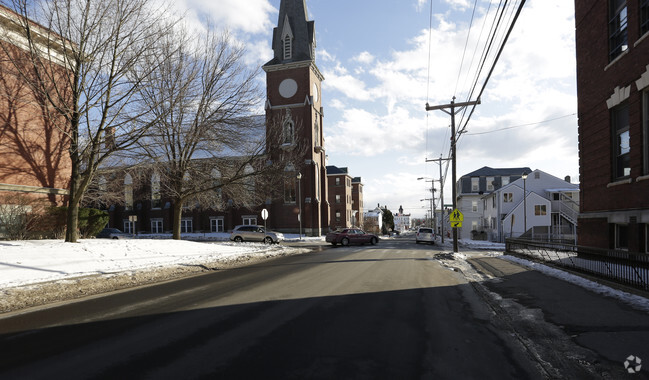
[[261, 208, 269, 231]]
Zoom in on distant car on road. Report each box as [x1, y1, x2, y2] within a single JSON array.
[[96, 228, 130, 239], [229, 225, 284, 244], [326, 228, 379, 246], [415, 227, 435, 244]]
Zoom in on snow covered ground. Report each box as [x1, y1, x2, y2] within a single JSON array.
[[0, 233, 320, 289]]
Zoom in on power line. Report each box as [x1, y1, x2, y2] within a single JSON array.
[[464, 113, 577, 136]]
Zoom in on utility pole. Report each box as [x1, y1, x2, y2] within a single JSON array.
[[426, 97, 480, 253], [426, 154, 450, 244]]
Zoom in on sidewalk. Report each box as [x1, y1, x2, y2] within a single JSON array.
[[469, 255, 649, 378]]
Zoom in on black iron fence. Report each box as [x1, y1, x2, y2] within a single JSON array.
[[505, 238, 649, 290]]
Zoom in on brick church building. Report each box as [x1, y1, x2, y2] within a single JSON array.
[[262, 0, 330, 236]]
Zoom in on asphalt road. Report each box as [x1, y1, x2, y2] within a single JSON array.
[[0, 239, 550, 379]]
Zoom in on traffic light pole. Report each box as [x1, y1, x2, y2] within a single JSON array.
[[426, 97, 480, 253]]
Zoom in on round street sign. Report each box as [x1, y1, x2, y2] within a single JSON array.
[[261, 208, 269, 220]]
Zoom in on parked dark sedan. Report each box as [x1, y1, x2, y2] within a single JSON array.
[[326, 228, 379, 246]]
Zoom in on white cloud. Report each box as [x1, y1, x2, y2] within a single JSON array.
[[181, 0, 276, 35], [353, 51, 375, 64]]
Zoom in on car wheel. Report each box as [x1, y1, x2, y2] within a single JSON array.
[[370, 237, 377, 245], [264, 236, 273, 244], [341, 237, 350, 246], [234, 236, 243, 243], [112, 236, 118, 240]]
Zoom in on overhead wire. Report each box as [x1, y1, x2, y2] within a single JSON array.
[[456, 0, 527, 140]]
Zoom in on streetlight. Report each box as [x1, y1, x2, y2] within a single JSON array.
[[522, 172, 528, 237], [297, 172, 302, 240]]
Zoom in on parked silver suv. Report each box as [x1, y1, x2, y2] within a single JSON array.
[[229, 225, 284, 244], [415, 227, 435, 244]]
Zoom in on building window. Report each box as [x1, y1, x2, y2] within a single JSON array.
[[123, 220, 133, 234], [609, 0, 628, 61], [471, 178, 479, 192], [486, 177, 495, 191], [612, 104, 631, 179], [283, 119, 295, 144], [336, 194, 341, 204], [315, 165, 320, 201], [124, 174, 133, 211], [502, 176, 510, 186], [335, 177, 340, 186], [641, 0, 649, 36], [151, 172, 161, 209], [534, 205, 547, 216], [335, 211, 341, 222], [504, 193, 513, 203], [615, 223, 629, 249], [242, 216, 257, 226], [210, 217, 224, 233], [284, 177, 296, 203], [151, 219, 163, 234], [180, 218, 193, 233], [472, 201, 478, 212]]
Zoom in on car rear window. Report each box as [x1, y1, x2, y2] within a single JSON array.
[[419, 228, 433, 233]]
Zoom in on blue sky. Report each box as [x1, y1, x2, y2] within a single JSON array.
[[175, 0, 578, 218]]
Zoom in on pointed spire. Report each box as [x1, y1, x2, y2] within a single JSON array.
[[265, 0, 315, 66]]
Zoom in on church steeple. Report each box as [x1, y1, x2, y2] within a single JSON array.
[[266, 0, 315, 65]]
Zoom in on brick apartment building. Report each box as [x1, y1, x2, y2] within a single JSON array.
[[575, 0, 649, 252], [327, 166, 353, 230], [0, 6, 70, 210], [352, 177, 364, 229]]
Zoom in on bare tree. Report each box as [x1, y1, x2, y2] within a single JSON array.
[[1, 0, 177, 242], [133, 27, 302, 240]]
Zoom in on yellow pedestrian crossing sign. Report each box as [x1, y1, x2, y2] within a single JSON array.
[[451, 221, 462, 228], [450, 209, 464, 222]]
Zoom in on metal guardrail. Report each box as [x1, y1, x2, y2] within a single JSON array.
[[505, 238, 649, 290]]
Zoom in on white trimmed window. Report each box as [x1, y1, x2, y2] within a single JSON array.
[[210, 217, 224, 233], [151, 218, 163, 233], [180, 218, 193, 233]]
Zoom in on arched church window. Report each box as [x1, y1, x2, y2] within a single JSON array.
[[124, 173, 133, 211], [151, 172, 161, 209], [284, 164, 296, 203], [314, 119, 320, 146], [244, 164, 255, 192], [211, 168, 222, 198]]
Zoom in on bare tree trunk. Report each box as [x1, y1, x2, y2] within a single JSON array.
[[172, 198, 183, 240]]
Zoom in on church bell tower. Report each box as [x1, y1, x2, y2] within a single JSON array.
[[263, 0, 329, 236]]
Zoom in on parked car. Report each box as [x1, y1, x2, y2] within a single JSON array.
[[415, 227, 435, 244], [326, 228, 379, 246], [96, 228, 130, 239], [229, 225, 284, 244]]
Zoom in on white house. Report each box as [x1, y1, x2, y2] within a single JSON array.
[[456, 167, 531, 239], [482, 169, 579, 242], [364, 207, 383, 233]]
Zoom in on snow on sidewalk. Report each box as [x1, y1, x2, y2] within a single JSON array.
[[0, 239, 306, 289]]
